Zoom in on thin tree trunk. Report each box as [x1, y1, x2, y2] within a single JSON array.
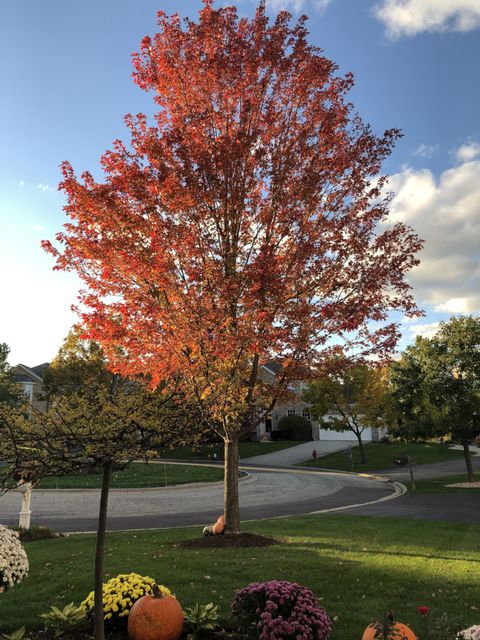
[[462, 436, 475, 482], [356, 432, 366, 464], [94, 460, 112, 640], [224, 437, 240, 534]]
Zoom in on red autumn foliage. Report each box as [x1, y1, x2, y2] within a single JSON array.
[[43, 1, 422, 532]]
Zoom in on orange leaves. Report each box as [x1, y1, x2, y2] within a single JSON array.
[[45, 2, 422, 432]]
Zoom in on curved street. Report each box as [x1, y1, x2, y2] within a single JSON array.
[[1, 440, 479, 532], [0, 462, 397, 533]]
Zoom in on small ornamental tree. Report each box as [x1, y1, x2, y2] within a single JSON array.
[[304, 364, 392, 463], [391, 316, 480, 481], [0, 331, 191, 640], [42, 2, 422, 534]]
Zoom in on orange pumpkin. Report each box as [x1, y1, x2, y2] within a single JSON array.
[[362, 621, 417, 640], [212, 515, 225, 535], [128, 585, 183, 640]]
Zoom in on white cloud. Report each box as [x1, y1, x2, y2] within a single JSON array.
[[37, 183, 51, 192], [19, 180, 25, 187], [385, 153, 480, 315], [456, 142, 480, 163], [409, 322, 440, 339], [313, 0, 332, 11], [435, 298, 469, 313], [373, 0, 480, 39], [0, 263, 80, 366], [265, 0, 331, 13], [413, 143, 439, 159]]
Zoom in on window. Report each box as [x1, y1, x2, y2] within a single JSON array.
[[287, 409, 296, 417], [302, 409, 311, 422]]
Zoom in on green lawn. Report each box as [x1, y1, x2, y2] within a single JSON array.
[[1, 514, 479, 638], [35, 463, 225, 489], [160, 440, 303, 461], [298, 442, 465, 472], [406, 472, 480, 493]]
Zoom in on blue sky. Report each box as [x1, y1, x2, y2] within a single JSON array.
[[1, 0, 479, 365]]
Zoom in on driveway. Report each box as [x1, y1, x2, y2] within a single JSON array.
[[241, 440, 356, 465]]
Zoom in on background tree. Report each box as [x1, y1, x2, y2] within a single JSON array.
[[0, 331, 190, 640], [387, 344, 435, 442], [390, 316, 480, 481], [0, 342, 23, 405], [304, 364, 391, 463], [42, 2, 422, 533]]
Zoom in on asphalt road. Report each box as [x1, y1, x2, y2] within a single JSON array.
[[343, 492, 480, 523], [1, 445, 479, 532], [343, 455, 480, 522], [0, 464, 396, 533]]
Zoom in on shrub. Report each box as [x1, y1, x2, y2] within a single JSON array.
[[0, 524, 29, 593], [81, 573, 171, 626], [40, 602, 87, 636], [184, 603, 219, 640], [13, 525, 59, 542], [277, 415, 312, 441], [231, 580, 332, 640]]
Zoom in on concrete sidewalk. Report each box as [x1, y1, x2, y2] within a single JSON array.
[[241, 440, 356, 465]]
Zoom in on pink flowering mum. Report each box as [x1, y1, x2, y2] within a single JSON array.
[[231, 580, 332, 640]]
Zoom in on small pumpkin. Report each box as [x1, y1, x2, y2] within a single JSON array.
[[362, 612, 417, 640], [212, 515, 225, 535], [128, 584, 183, 640]]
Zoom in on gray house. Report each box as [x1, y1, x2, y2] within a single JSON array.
[[13, 363, 50, 412]]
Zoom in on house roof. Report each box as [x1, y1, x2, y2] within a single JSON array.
[[14, 363, 50, 383], [30, 363, 50, 379], [262, 361, 283, 375]]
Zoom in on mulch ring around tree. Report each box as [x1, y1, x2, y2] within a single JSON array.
[[177, 532, 281, 549]]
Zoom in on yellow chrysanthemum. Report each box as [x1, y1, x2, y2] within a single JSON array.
[[81, 573, 172, 624]]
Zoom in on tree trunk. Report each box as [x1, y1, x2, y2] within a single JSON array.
[[461, 436, 475, 482], [356, 432, 366, 464], [94, 460, 112, 640], [224, 437, 240, 534]]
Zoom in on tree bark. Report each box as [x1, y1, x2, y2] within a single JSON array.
[[94, 460, 112, 640], [224, 437, 240, 534], [461, 436, 475, 482], [356, 432, 366, 464]]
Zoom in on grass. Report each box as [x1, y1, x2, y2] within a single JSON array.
[[1, 514, 479, 638], [35, 463, 225, 489], [406, 472, 480, 493], [298, 442, 465, 472], [160, 440, 303, 461]]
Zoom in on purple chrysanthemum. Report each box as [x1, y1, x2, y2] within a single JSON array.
[[231, 580, 332, 640]]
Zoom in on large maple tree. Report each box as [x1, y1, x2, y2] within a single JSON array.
[[44, 1, 422, 533]]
